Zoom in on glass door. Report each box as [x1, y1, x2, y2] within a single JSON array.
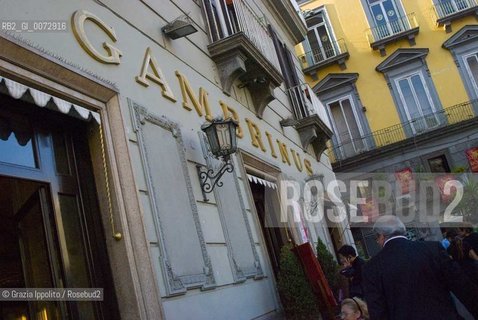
[[328, 97, 367, 159], [395, 72, 440, 134], [368, 0, 404, 40], [1, 179, 64, 320], [463, 52, 478, 97], [0, 93, 118, 320], [306, 13, 337, 64]]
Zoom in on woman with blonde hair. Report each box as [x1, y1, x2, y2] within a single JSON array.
[[339, 297, 369, 320]]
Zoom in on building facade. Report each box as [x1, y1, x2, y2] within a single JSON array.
[[297, 0, 478, 257], [0, 0, 354, 319]]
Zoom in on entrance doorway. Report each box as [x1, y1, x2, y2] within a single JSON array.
[[248, 177, 289, 278], [0, 177, 61, 319], [0, 94, 118, 320]]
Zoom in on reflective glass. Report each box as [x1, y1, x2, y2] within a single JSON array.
[[0, 116, 36, 168], [466, 55, 478, 92], [398, 78, 420, 119]]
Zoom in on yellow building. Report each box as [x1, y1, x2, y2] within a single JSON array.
[[296, 0, 478, 256]]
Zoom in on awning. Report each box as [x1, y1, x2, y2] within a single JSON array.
[[0, 75, 101, 124], [247, 173, 277, 189]]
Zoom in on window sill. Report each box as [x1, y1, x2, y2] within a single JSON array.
[[436, 7, 478, 33], [302, 52, 350, 78], [370, 27, 420, 57]]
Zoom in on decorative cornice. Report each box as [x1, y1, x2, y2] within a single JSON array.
[[313, 73, 359, 95], [0, 31, 118, 100], [376, 48, 429, 73], [443, 25, 478, 49]]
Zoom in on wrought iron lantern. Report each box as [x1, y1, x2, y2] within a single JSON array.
[[197, 118, 239, 201]]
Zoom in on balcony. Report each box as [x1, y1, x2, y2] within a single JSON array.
[[366, 13, 419, 56], [203, 0, 283, 117], [299, 39, 350, 76], [263, 0, 307, 44], [328, 100, 477, 165], [283, 84, 333, 158], [433, 0, 478, 33]]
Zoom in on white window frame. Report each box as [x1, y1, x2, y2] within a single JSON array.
[[463, 51, 478, 96], [306, 8, 339, 63], [437, 0, 472, 15], [326, 95, 368, 157], [365, 0, 408, 38], [394, 70, 440, 134]]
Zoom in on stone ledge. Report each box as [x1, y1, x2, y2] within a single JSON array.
[[370, 27, 420, 57], [295, 114, 333, 159], [207, 32, 283, 118], [303, 52, 350, 78]]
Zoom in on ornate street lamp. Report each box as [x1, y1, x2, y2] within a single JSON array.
[[197, 118, 238, 201]]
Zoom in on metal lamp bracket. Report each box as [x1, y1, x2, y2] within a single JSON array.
[[196, 157, 234, 202]]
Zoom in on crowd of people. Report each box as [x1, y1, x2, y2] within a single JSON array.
[[334, 217, 478, 320]]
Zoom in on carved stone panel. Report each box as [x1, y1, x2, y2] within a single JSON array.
[[130, 100, 215, 296], [199, 133, 263, 282]]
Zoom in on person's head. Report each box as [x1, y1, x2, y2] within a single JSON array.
[[449, 236, 464, 261], [458, 223, 474, 237], [446, 229, 458, 240], [372, 215, 406, 248], [340, 297, 369, 320], [338, 245, 357, 264]]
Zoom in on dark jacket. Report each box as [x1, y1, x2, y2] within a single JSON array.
[[340, 256, 365, 298], [363, 238, 478, 320]]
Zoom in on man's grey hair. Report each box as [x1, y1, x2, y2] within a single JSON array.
[[373, 215, 407, 239]]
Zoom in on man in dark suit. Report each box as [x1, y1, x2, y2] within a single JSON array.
[[362, 215, 478, 320]]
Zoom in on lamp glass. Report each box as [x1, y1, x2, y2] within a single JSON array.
[[202, 119, 238, 158], [227, 121, 238, 154], [167, 25, 197, 39], [204, 124, 219, 155], [216, 123, 231, 151], [163, 19, 198, 39]]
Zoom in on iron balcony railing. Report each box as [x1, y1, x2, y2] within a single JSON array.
[[366, 12, 418, 44], [298, 38, 348, 70], [328, 100, 477, 163], [434, 0, 478, 19], [203, 0, 281, 71], [287, 83, 332, 130]]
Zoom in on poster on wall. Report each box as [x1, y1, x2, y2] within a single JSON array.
[[359, 196, 380, 222], [465, 147, 478, 172], [395, 168, 415, 194], [435, 174, 456, 203]]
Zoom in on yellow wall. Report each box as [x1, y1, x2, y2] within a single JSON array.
[[298, 0, 474, 133]]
